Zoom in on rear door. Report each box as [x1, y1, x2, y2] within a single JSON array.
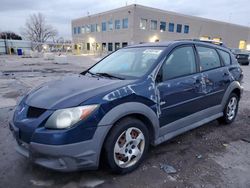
[[156, 45, 206, 130], [195, 46, 231, 108]]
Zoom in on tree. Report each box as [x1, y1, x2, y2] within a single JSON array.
[[0, 32, 22, 40], [22, 13, 58, 43]]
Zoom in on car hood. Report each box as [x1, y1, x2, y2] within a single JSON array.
[[25, 74, 133, 109]]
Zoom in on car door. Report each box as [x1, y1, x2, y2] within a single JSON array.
[[195, 46, 231, 109], [156, 45, 206, 132]]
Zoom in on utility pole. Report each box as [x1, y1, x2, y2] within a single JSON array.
[[4, 33, 7, 54]]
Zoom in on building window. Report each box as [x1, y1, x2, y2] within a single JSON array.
[[150, 20, 157, 30], [160, 22, 166, 31], [184, 25, 189, 34], [102, 22, 106, 31], [81, 26, 85, 34], [115, 20, 121, 29], [96, 24, 100, 32], [86, 25, 90, 33], [91, 24, 96, 32], [169, 23, 174, 32], [108, 43, 113, 51], [108, 20, 113, 31], [140, 18, 147, 30], [77, 27, 81, 34], [176, 24, 182, 33], [122, 42, 128, 48], [102, 43, 106, 51], [122, 18, 128, 28], [115, 43, 120, 50], [73, 27, 77, 34]]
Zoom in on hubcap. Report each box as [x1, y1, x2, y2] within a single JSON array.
[[114, 127, 145, 168], [226, 96, 237, 121]]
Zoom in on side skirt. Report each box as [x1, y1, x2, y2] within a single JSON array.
[[154, 105, 223, 146]]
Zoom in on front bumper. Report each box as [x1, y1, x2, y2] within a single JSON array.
[[9, 122, 111, 172]]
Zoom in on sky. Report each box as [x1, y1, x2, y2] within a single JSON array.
[[0, 0, 249, 40]]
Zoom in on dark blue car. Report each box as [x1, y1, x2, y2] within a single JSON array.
[[10, 40, 243, 174]]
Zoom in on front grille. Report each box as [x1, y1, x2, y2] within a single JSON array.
[[27, 106, 46, 118]]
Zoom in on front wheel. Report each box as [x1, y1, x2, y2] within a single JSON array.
[[219, 93, 239, 124], [104, 118, 149, 174]]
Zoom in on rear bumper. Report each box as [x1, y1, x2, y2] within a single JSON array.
[[9, 122, 111, 172]]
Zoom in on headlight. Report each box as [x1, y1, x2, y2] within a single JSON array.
[[45, 105, 99, 129]]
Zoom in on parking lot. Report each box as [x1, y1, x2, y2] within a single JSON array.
[[0, 54, 250, 188]]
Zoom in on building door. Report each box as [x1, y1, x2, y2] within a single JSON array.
[[115, 43, 120, 50], [122, 42, 128, 48], [87, 43, 90, 51], [102, 43, 106, 51]]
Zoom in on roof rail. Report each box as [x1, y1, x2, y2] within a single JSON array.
[[175, 38, 225, 46]]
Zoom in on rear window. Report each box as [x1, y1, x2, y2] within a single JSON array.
[[197, 46, 221, 71], [218, 49, 231, 66]]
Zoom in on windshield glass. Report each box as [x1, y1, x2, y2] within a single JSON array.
[[88, 47, 164, 79]]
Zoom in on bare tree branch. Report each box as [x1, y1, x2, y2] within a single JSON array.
[[21, 13, 58, 45]]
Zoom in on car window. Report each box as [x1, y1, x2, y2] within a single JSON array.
[[218, 49, 231, 66], [197, 46, 221, 71], [89, 47, 164, 79], [160, 46, 196, 81]]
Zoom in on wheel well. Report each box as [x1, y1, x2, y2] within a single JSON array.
[[231, 88, 241, 99], [107, 113, 155, 145], [99, 113, 155, 168]]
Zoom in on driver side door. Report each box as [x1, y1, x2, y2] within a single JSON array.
[[156, 45, 206, 132]]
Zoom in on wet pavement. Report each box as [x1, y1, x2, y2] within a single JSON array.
[[0, 55, 250, 188]]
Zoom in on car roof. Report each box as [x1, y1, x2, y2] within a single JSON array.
[[126, 40, 230, 52]]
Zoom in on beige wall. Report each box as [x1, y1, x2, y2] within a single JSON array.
[[72, 5, 135, 53], [133, 5, 250, 48], [72, 4, 250, 52]]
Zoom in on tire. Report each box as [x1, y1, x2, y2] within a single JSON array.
[[219, 93, 239, 124], [104, 117, 149, 174]]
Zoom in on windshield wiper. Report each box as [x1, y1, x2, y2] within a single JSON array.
[[95, 72, 125, 80]]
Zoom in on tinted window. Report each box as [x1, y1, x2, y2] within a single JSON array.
[[115, 20, 120, 29], [160, 22, 166, 31], [150, 20, 157, 30], [169, 23, 174, 32], [218, 50, 231, 66], [176, 24, 182, 33], [102, 22, 106, 31], [108, 20, 113, 30], [197, 47, 221, 71], [160, 46, 196, 81], [184, 25, 189, 34], [108, 43, 113, 51], [122, 18, 128, 28]]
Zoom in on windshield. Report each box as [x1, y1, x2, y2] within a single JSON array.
[[88, 47, 164, 79]]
